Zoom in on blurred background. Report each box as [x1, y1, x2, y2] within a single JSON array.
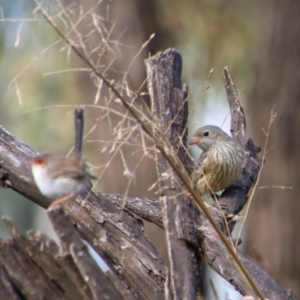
[[0, 0, 299, 299]]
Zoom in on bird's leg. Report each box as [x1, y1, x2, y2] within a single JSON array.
[[49, 192, 75, 207]]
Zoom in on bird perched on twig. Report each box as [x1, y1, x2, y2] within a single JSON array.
[[28, 154, 95, 206], [28, 108, 95, 206], [189, 125, 244, 195]]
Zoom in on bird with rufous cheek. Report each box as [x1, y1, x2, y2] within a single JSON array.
[[189, 125, 244, 195], [28, 153, 95, 206]]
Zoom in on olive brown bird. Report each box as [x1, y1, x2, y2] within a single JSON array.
[[189, 125, 244, 195]]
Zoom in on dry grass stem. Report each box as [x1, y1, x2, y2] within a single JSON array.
[[235, 107, 277, 248]]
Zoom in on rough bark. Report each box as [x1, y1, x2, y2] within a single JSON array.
[[212, 68, 262, 233], [0, 212, 133, 300], [145, 49, 202, 299], [0, 127, 166, 299], [201, 228, 289, 300]]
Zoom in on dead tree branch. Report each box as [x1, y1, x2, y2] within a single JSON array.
[[201, 228, 289, 300], [0, 126, 166, 299], [210, 68, 262, 232], [0, 211, 134, 300], [145, 49, 202, 299]]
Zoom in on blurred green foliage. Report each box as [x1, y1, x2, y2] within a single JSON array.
[[0, 0, 261, 147], [0, 1, 82, 153], [160, 0, 260, 92]]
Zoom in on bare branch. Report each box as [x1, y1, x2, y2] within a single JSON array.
[[0, 213, 134, 300], [223, 66, 246, 145], [146, 49, 202, 299], [48, 206, 133, 300], [0, 124, 166, 300], [201, 227, 290, 300], [213, 69, 263, 232], [107, 194, 163, 228]]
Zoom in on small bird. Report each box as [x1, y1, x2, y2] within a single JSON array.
[[189, 125, 244, 195], [28, 153, 95, 206]]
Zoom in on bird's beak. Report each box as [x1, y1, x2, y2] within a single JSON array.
[[188, 137, 199, 146]]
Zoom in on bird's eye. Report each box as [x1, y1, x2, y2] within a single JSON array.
[[203, 131, 209, 137]]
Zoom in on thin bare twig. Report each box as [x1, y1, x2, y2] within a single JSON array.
[[236, 107, 277, 246]]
